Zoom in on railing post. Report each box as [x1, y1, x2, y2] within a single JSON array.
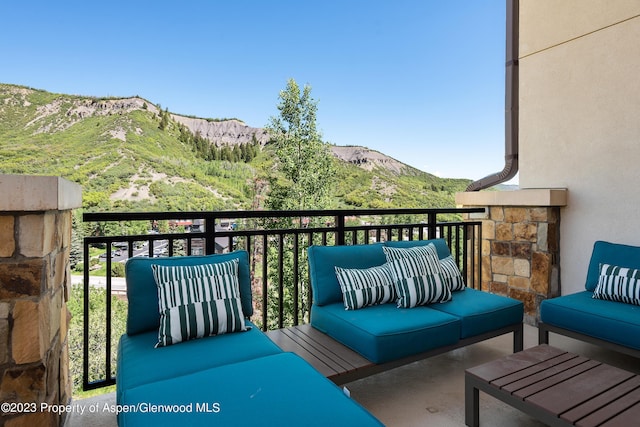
[[462, 223, 469, 287], [278, 234, 284, 329], [336, 213, 345, 246], [427, 212, 437, 240], [83, 241, 90, 391], [293, 234, 299, 326], [477, 222, 482, 291], [105, 246, 112, 384], [261, 234, 269, 330], [205, 216, 216, 254]]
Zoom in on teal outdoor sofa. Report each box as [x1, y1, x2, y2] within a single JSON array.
[[539, 240, 640, 358], [308, 239, 524, 367], [116, 250, 383, 427]]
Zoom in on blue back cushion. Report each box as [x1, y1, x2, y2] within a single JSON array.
[[586, 241, 640, 291], [308, 239, 454, 307], [384, 238, 453, 260], [308, 243, 386, 306], [124, 250, 253, 335]]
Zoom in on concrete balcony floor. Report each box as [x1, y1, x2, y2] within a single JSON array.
[[66, 324, 640, 427]]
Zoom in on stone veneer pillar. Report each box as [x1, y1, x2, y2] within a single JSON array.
[[0, 175, 82, 427], [456, 189, 567, 325]]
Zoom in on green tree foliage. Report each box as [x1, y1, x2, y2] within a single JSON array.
[[265, 78, 335, 211], [262, 79, 336, 328], [158, 107, 170, 130], [70, 211, 84, 270], [68, 284, 127, 394], [177, 124, 260, 163], [111, 262, 125, 277]]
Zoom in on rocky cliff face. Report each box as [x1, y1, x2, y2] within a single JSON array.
[[171, 115, 408, 175], [330, 145, 410, 175], [69, 97, 157, 117], [2, 84, 269, 147], [9, 90, 159, 134], [171, 115, 270, 146]]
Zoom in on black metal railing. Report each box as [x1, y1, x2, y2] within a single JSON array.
[[80, 207, 484, 390]]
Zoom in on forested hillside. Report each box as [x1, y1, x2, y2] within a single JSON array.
[[0, 83, 471, 211]]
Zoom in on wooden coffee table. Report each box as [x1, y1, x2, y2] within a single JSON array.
[[465, 344, 640, 427]]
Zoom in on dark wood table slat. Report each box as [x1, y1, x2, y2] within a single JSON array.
[[599, 402, 640, 427], [281, 327, 357, 373], [500, 356, 590, 393], [466, 345, 566, 382], [492, 352, 580, 388], [526, 364, 636, 416], [512, 359, 601, 398], [266, 325, 374, 382], [577, 388, 640, 427], [286, 324, 370, 367], [266, 329, 341, 377], [561, 376, 640, 424]]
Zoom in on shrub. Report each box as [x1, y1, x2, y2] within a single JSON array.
[[111, 262, 125, 277], [68, 284, 127, 395]]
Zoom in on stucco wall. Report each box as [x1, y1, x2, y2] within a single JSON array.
[[518, 0, 640, 294]]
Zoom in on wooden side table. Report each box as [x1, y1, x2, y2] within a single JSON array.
[[465, 344, 640, 427]]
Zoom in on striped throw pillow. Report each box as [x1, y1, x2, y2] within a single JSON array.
[[383, 244, 451, 308], [440, 255, 466, 292], [151, 259, 247, 347], [593, 263, 640, 306], [335, 263, 397, 310]]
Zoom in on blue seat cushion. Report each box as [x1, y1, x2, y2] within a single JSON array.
[[308, 243, 386, 306], [116, 321, 282, 405], [428, 288, 523, 339], [311, 302, 460, 363], [585, 241, 640, 291], [118, 352, 383, 427], [541, 291, 640, 350], [124, 250, 254, 336]]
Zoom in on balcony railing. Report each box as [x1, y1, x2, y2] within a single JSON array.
[[80, 207, 484, 390]]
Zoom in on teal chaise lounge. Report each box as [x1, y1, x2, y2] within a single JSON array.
[[117, 250, 383, 426]]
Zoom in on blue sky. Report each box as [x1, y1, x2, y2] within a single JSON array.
[[1, 0, 510, 182]]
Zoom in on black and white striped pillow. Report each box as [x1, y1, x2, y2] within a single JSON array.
[[383, 244, 451, 308], [593, 263, 640, 306], [440, 255, 466, 292], [335, 263, 397, 310], [151, 259, 247, 347]]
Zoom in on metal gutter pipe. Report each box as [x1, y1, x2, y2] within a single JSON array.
[[466, 0, 519, 191]]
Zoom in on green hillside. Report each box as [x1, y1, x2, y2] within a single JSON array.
[[0, 83, 471, 212]]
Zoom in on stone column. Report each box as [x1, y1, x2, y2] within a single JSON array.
[[456, 189, 567, 325], [0, 175, 82, 427]]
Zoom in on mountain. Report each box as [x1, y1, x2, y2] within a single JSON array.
[[0, 83, 471, 212], [166, 112, 416, 177], [330, 145, 410, 175], [170, 115, 270, 147]]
